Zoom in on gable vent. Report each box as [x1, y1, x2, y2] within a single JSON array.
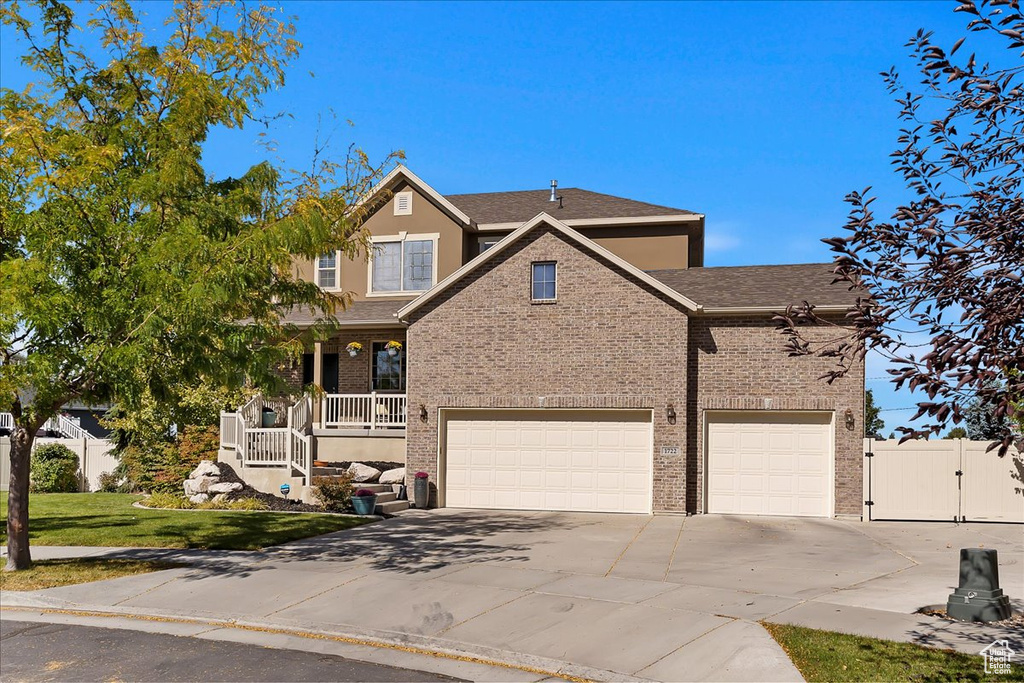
[[394, 191, 413, 216]]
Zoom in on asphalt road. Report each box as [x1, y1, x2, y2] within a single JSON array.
[[0, 620, 462, 682]]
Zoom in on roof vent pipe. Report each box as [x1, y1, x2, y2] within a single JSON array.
[[550, 180, 558, 202]]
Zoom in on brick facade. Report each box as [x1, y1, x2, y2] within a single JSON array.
[[272, 329, 407, 395], [406, 226, 691, 511], [688, 316, 865, 516], [403, 223, 865, 516]]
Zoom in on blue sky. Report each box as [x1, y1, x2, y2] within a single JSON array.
[[1, 1, 976, 433]]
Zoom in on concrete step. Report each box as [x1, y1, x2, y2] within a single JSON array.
[[376, 499, 410, 515], [374, 491, 397, 504], [312, 467, 347, 476], [351, 483, 391, 494]]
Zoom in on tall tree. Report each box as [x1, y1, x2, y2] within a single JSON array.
[[864, 389, 885, 438], [1, 0, 398, 570], [776, 0, 1023, 452]]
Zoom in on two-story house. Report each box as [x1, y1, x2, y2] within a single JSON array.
[[220, 165, 864, 519]]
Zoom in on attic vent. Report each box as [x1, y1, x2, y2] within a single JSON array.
[[394, 191, 413, 216]]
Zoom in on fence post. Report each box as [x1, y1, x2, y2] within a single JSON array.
[[862, 437, 873, 522], [286, 403, 294, 470], [370, 391, 377, 430]]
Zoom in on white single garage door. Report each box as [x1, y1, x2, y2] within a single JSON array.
[[706, 411, 833, 517], [443, 410, 652, 513]]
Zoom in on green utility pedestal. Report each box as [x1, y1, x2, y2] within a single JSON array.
[[946, 548, 1012, 622]]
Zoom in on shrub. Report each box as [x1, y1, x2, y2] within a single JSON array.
[[117, 425, 220, 494], [30, 444, 80, 493], [142, 492, 195, 509], [197, 497, 268, 511], [311, 474, 353, 512], [97, 471, 121, 493]]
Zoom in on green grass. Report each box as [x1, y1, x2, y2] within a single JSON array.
[[0, 493, 373, 550], [1, 558, 183, 591], [764, 622, 1023, 682]]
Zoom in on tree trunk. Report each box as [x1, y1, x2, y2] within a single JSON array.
[[6, 423, 34, 571]]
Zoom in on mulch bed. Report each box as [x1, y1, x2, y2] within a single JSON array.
[[214, 461, 331, 513]]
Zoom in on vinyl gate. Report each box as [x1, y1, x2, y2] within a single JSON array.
[[863, 438, 1023, 523]]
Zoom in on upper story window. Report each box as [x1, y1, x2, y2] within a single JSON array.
[[531, 261, 557, 301], [369, 232, 438, 295], [393, 191, 413, 216], [317, 252, 338, 289]]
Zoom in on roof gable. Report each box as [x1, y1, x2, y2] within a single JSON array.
[[397, 213, 700, 320], [357, 165, 473, 227]]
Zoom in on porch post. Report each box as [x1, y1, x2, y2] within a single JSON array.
[[313, 341, 324, 427]]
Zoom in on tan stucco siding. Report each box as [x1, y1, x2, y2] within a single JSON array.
[[291, 181, 466, 300], [343, 181, 466, 300]]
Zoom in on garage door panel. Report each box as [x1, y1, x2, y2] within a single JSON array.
[[445, 411, 651, 514], [708, 412, 832, 518]]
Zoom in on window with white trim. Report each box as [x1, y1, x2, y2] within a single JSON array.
[[317, 252, 337, 289], [369, 234, 437, 294], [531, 261, 557, 301]]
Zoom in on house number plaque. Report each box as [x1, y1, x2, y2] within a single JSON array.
[[660, 446, 681, 456]]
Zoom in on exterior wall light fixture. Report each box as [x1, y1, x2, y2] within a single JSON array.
[[666, 404, 677, 424], [419, 404, 428, 422], [844, 408, 855, 431]]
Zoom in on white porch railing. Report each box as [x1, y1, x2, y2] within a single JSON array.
[[322, 393, 407, 429], [219, 394, 314, 486], [1, 412, 92, 439]]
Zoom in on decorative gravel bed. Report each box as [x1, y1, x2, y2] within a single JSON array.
[[917, 606, 1024, 629]]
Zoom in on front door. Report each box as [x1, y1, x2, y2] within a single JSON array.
[[321, 353, 339, 394]]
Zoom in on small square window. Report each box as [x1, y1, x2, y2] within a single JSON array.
[[531, 262, 557, 301], [317, 252, 337, 289]]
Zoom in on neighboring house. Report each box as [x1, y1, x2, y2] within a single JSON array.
[[220, 165, 864, 519]]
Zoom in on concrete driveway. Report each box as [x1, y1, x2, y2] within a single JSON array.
[[5, 511, 1023, 682]]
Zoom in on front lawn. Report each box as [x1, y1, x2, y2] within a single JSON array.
[[1, 558, 183, 591], [0, 493, 373, 550], [764, 622, 1022, 682]]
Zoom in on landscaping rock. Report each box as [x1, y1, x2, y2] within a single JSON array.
[[347, 462, 381, 483], [183, 476, 220, 496], [189, 493, 209, 504], [208, 481, 243, 494], [190, 461, 221, 479], [379, 467, 405, 484]]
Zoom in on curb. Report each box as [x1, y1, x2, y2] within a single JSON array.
[[0, 598, 647, 683]]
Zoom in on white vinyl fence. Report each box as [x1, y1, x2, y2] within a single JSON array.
[[864, 438, 1023, 523], [0, 436, 118, 492]]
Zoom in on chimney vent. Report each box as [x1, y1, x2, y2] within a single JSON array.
[[550, 180, 558, 202]]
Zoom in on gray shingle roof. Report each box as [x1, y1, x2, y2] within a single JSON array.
[[278, 298, 413, 327], [444, 188, 697, 225], [649, 263, 863, 310]]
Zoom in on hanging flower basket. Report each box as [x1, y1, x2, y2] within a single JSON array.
[[385, 340, 403, 357], [346, 342, 363, 358]]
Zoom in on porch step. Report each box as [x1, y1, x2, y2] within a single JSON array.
[[374, 491, 397, 504], [350, 483, 392, 494], [376, 499, 410, 515]]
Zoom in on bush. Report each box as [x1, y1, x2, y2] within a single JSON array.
[[97, 471, 121, 493], [197, 497, 268, 511], [141, 492, 195, 509], [312, 474, 354, 512], [30, 444, 80, 493], [118, 425, 220, 494]]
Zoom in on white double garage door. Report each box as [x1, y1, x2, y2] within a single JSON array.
[[441, 409, 834, 517]]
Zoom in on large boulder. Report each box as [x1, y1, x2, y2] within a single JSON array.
[[189, 493, 209, 504], [208, 481, 243, 495], [347, 462, 381, 483], [379, 467, 405, 485], [190, 460, 221, 479], [183, 476, 220, 496]]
